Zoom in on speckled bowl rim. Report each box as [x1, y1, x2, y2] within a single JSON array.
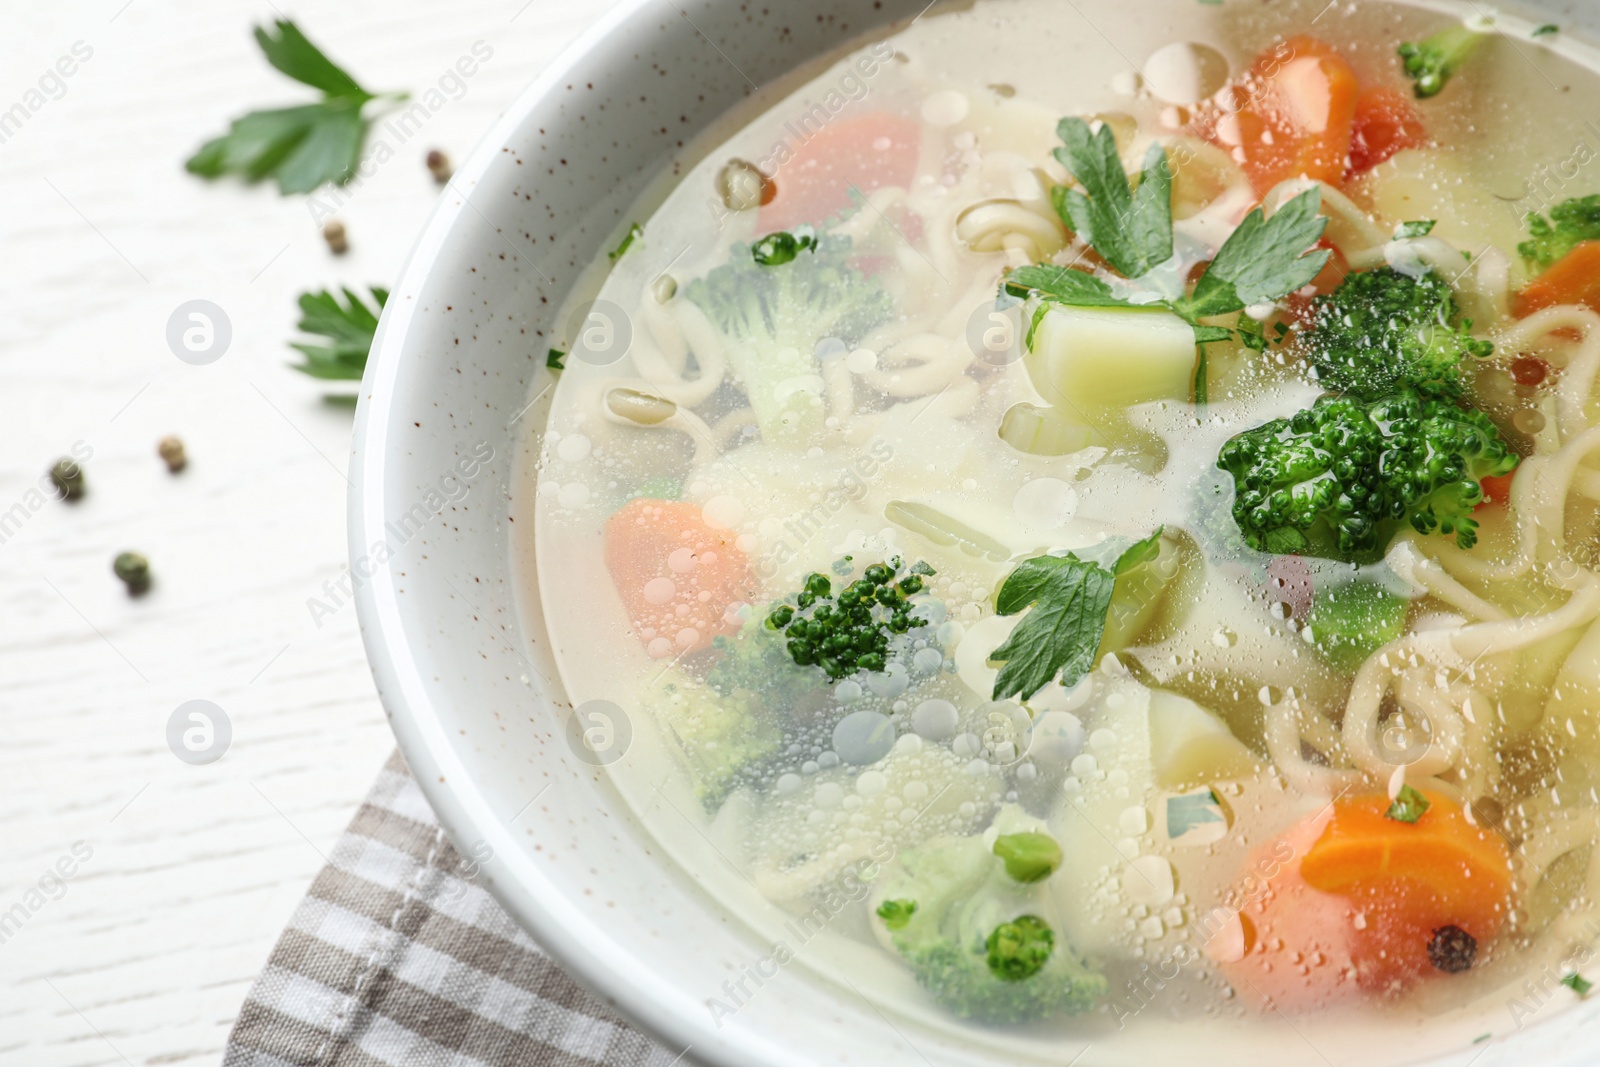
[[346, 2, 772, 1061]]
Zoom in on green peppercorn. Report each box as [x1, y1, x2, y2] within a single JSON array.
[[49, 458, 86, 502], [113, 552, 151, 596]]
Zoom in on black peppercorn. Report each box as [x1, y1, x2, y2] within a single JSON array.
[[1427, 924, 1477, 973]]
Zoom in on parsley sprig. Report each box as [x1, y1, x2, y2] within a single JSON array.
[[988, 530, 1162, 702], [187, 20, 406, 194], [1006, 118, 1331, 402], [290, 286, 388, 402]]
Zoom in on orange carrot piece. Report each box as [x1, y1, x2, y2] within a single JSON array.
[[759, 112, 921, 232], [604, 499, 753, 656], [1218, 790, 1514, 1010], [1191, 36, 1361, 196], [1347, 87, 1428, 177], [1516, 240, 1600, 317]]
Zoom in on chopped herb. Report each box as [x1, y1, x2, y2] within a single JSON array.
[[186, 20, 407, 194], [289, 286, 389, 395], [988, 530, 1162, 701], [546, 348, 566, 371], [1533, 24, 1560, 38], [751, 225, 819, 266], [1563, 972, 1594, 995], [1006, 117, 1328, 381], [1472, 1033, 1491, 1044], [993, 832, 1064, 884], [876, 899, 918, 930], [1385, 784, 1432, 823], [1395, 219, 1438, 239], [608, 222, 643, 262]]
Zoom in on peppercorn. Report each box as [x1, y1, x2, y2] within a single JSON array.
[[426, 149, 452, 184], [113, 552, 152, 597], [1427, 924, 1477, 973], [157, 435, 187, 473], [49, 458, 85, 502], [322, 219, 348, 255]]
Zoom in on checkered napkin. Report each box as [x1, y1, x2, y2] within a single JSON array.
[[223, 751, 681, 1067]]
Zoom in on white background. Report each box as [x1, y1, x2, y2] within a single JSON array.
[[0, 2, 614, 1062]]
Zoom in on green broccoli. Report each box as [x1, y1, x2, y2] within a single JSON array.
[[1218, 390, 1518, 561], [1399, 22, 1490, 98], [685, 231, 893, 441], [1520, 195, 1600, 270], [706, 616, 822, 710], [765, 559, 934, 681], [1304, 267, 1493, 400], [642, 666, 783, 810], [871, 806, 1106, 1023]]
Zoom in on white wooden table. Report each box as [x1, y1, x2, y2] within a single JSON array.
[[0, 3, 613, 1062]]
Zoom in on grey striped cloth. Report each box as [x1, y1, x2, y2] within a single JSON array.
[[223, 751, 682, 1067]]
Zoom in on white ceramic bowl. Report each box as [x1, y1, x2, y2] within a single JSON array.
[[352, 1, 1600, 1064]]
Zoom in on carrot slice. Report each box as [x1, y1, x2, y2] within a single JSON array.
[[1219, 790, 1514, 1010], [604, 499, 754, 656], [1191, 36, 1361, 195], [758, 112, 921, 232], [1477, 470, 1516, 511], [1300, 791, 1513, 938], [1347, 87, 1428, 177], [1516, 240, 1600, 317]]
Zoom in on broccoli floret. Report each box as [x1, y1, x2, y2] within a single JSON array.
[[1304, 268, 1493, 400], [1218, 391, 1518, 561], [1520, 195, 1600, 270], [765, 559, 933, 681], [685, 231, 893, 441], [871, 806, 1106, 1023], [705, 616, 821, 710], [642, 667, 783, 810], [1399, 22, 1489, 98], [1370, 390, 1517, 549]]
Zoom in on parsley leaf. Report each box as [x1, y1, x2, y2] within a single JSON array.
[[1003, 264, 1135, 309], [547, 348, 567, 371], [988, 531, 1163, 701], [1052, 119, 1174, 279], [186, 21, 403, 195], [609, 222, 643, 262], [1172, 188, 1330, 320], [1384, 784, 1432, 824], [1563, 972, 1593, 995], [1007, 120, 1329, 409], [289, 286, 388, 392]]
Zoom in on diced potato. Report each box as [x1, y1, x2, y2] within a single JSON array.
[[1347, 148, 1528, 287], [1025, 304, 1197, 413], [1147, 689, 1262, 790]]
